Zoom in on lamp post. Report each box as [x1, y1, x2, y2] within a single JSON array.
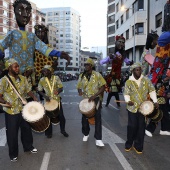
[[121, 6, 136, 62]]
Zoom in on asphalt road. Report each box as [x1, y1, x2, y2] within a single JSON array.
[[0, 80, 170, 170]]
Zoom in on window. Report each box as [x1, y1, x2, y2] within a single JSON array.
[[76, 63, 78, 66], [48, 18, 53, 22], [116, 20, 119, 29], [55, 12, 58, 15], [60, 34, 63, 37], [155, 12, 162, 28], [54, 17, 59, 21], [108, 15, 115, 23], [3, 27, 8, 33], [126, 29, 129, 40], [126, 9, 129, 20], [66, 40, 73, 43], [3, 19, 8, 25], [108, 4, 115, 12], [108, 47, 115, 54], [116, 3, 119, 12], [121, 15, 123, 25], [3, 1, 8, 8], [136, 23, 144, 34], [108, 36, 115, 43], [48, 12, 53, 16], [76, 58, 78, 61], [108, 25, 115, 33], [66, 11, 70, 15], [3, 10, 8, 17]]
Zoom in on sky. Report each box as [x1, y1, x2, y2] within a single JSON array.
[[30, 0, 107, 56]]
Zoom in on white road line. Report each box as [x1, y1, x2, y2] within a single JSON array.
[[40, 152, 51, 170]]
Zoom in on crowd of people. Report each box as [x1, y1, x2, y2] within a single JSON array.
[[0, 0, 170, 163]]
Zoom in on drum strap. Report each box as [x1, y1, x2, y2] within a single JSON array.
[[45, 76, 55, 97], [131, 81, 143, 103]]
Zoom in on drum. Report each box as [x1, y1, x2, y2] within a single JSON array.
[[44, 99, 60, 125], [79, 98, 96, 125], [22, 101, 50, 132], [139, 101, 154, 116], [139, 101, 163, 122]]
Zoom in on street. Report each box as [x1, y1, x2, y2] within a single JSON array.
[[0, 80, 170, 170]]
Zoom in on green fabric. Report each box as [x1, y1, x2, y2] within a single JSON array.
[[77, 71, 106, 100], [140, 50, 149, 75], [38, 75, 63, 102], [110, 79, 120, 92], [0, 75, 31, 114], [124, 77, 155, 113]]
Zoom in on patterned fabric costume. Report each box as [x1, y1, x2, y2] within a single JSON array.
[[0, 30, 53, 73]]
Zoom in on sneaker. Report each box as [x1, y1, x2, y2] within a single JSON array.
[[133, 147, 142, 154], [11, 157, 18, 162], [125, 146, 132, 152], [160, 130, 170, 135], [61, 131, 69, 137], [96, 140, 105, 147], [83, 135, 89, 142], [30, 148, 38, 153], [145, 130, 153, 137]]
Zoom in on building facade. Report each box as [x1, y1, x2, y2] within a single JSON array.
[[107, 0, 167, 71], [41, 7, 81, 74]]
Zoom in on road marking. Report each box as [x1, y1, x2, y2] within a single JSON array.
[[0, 127, 6, 146], [40, 152, 51, 170], [102, 126, 133, 170], [68, 89, 77, 93]]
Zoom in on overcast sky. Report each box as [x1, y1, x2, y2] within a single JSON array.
[[30, 0, 107, 56]]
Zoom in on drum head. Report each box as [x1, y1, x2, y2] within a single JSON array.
[[22, 101, 45, 123], [44, 99, 58, 111], [79, 98, 95, 115], [139, 101, 154, 116]]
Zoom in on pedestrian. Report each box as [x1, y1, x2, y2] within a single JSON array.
[[105, 73, 121, 107], [0, 58, 38, 162], [123, 63, 158, 154], [77, 58, 106, 147], [0, 0, 70, 73], [38, 65, 69, 138]]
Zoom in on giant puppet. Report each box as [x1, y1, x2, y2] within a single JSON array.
[[0, 0, 70, 73]]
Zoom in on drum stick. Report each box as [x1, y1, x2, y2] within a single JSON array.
[[0, 103, 11, 107], [115, 100, 127, 103]]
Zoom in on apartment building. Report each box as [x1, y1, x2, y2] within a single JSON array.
[[41, 7, 81, 74], [0, 0, 45, 37], [107, 0, 167, 71]]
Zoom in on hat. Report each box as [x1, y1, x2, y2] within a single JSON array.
[[25, 66, 33, 72], [85, 58, 95, 66], [42, 65, 52, 72], [5, 58, 18, 69], [34, 24, 48, 32], [130, 62, 142, 72], [116, 35, 125, 41]]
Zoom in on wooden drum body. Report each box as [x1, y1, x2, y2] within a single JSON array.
[[79, 98, 96, 125], [44, 99, 60, 125], [22, 101, 50, 132]]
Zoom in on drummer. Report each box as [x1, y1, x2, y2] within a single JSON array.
[[77, 58, 106, 147], [0, 59, 38, 162], [123, 63, 158, 154], [37, 65, 69, 138]]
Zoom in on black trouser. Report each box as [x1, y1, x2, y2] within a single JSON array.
[[106, 92, 120, 106], [45, 102, 66, 136], [5, 112, 34, 159], [146, 104, 170, 133], [82, 98, 102, 140], [125, 110, 146, 151]]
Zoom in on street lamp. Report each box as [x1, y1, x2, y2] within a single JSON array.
[[121, 6, 136, 62]]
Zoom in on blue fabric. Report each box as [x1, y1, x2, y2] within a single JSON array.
[[0, 50, 4, 59], [49, 50, 61, 57], [158, 31, 170, 47], [19, 27, 25, 31]]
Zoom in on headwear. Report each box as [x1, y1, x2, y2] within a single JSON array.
[[42, 65, 52, 72], [116, 35, 125, 41], [5, 58, 18, 69], [85, 58, 95, 66], [145, 30, 158, 49], [34, 24, 48, 33], [24, 66, 33, 72], [130, 62, 142, 72]]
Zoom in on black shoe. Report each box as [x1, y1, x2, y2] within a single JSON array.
[[117, 105, 121, 107], [105, 104, 108, 107], [125, 146, 132, 152], [61, 131, 69, 137], [133, 147, 142, 154], [11, 157, 18, 162]]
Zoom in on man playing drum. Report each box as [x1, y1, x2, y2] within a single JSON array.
[[0, 59, 38, 162], [77, 58, 106, 147], [38, 65, 69, 138], [123, 63, 159, 154]]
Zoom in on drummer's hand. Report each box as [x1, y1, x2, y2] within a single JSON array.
[[5, 102, 12, 108], [45, 96, 50, 102], [33, 96, 38, 102], [127, 101, 134, 106], [88, 96, 95, 102], [154, 103, 159, 109], [54, 91, 58, 95], [78, 89, 83, 96]]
